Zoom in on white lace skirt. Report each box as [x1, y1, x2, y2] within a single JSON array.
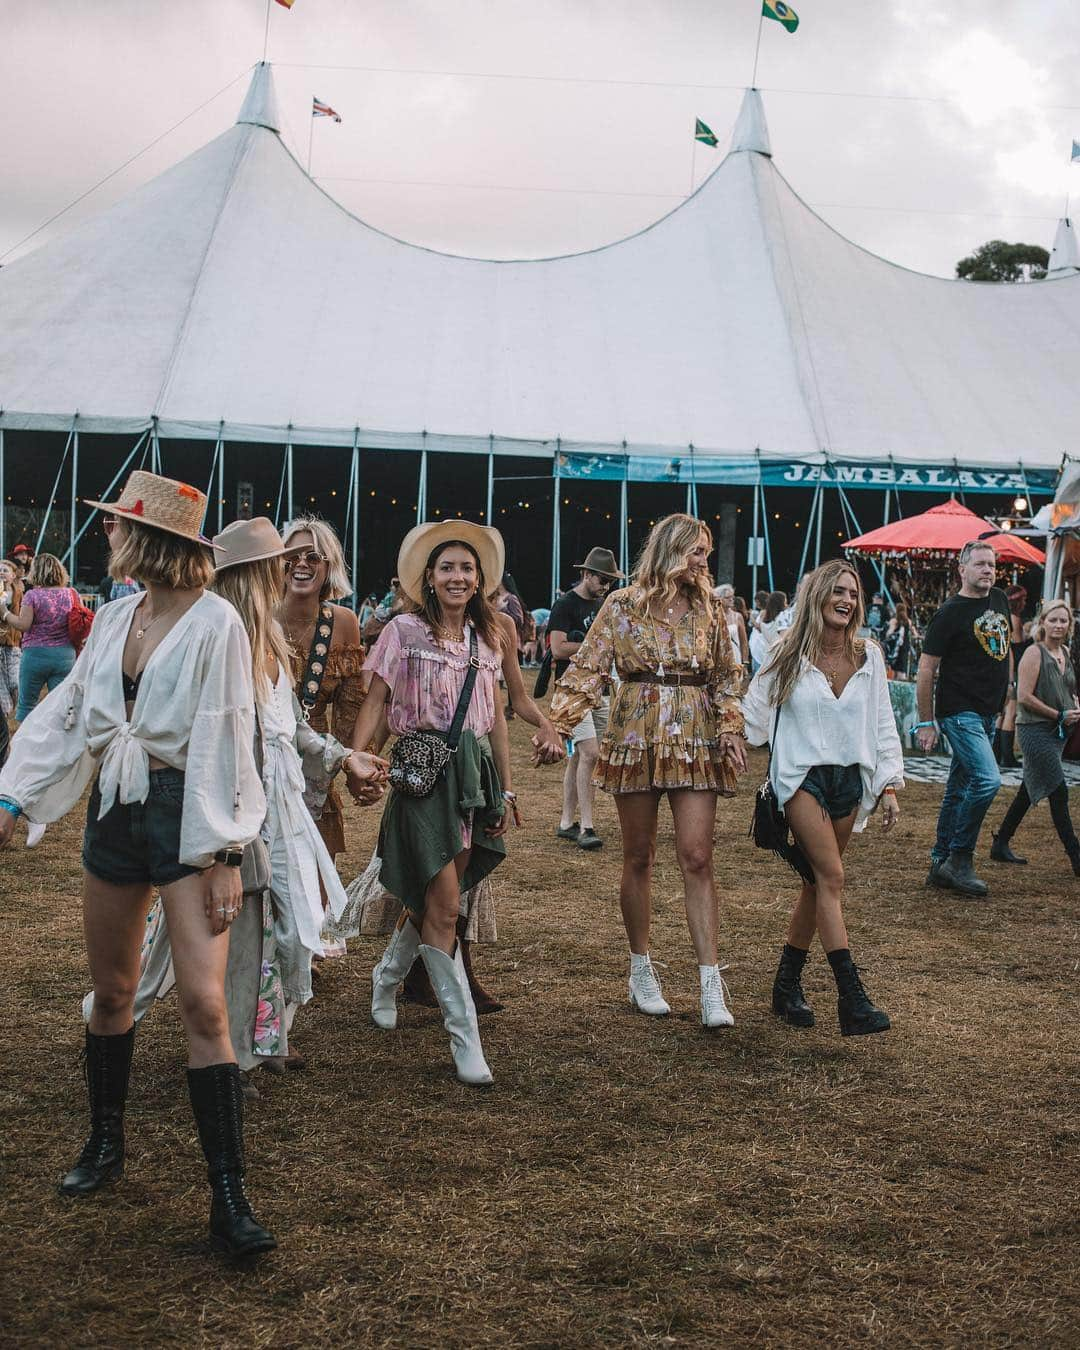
[[329, 848, 498, 944]]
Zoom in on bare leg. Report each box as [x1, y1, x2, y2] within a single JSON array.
[[669, 789, 719, 966], [559, 754, 579, 830], [160, 875, 234, 1069], [783, 793, 857, 953], [83, 872, 154, 1036], [614, 792, 661, 954], [576, 738, 599, 831], [419, 851, 470, 954]]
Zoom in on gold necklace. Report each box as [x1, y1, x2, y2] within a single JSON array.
[[433, 618, 466, 645], [135, 600, 181, 641]]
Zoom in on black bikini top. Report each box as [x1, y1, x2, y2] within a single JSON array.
[[122, 669, 143, 703]]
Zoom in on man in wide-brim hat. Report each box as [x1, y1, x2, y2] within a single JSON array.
[[547, 546, 625, 852]]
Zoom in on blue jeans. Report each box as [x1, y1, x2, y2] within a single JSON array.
[[933, 712, 1001, 860], [16, 645, 75, 722]]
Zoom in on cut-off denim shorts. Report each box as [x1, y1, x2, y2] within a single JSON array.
[[82, 767, 201, 887], [797, 763, 862, 820]]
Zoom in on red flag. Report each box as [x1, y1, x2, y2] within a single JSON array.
[[274, 0, 295, 9]]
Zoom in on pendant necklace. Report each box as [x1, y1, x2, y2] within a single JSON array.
[[135, 603, 178, 641]]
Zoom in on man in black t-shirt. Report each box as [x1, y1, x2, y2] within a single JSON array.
[[915, 539, 1012, 897], [549, 546, 623, 851]]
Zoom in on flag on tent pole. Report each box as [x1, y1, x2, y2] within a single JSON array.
[[313, 98, 342, 122], [694, 118, 718, 147], [274, 0, 295, 9], [762, 0, 799, 32]]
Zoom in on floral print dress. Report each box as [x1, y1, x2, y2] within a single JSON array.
[[549, 587, 745, 796]]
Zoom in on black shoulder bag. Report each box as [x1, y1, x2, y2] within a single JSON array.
[[748, 702, 815, 883], [388, 627, 481, 798]]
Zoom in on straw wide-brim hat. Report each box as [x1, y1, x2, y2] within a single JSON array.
[[213, 517, 303, 571], [397, 521, 505, 605], [85, 469, 216, 547]]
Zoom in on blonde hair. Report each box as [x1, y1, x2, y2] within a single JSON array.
[[632, 514, 715, 622], [1035, 599, 1074, 643], [762, 560, 865, 707], [212, 557, 295, 693], [108, 520, 214, 590], [282, 515, 351, 601], [28, 553, 69, 589]]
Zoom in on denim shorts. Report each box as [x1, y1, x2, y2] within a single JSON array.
[[82, 767, 201, 887], [798, 764, 862, 819]]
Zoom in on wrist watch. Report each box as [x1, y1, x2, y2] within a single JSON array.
[[213, 848, 243, 868]]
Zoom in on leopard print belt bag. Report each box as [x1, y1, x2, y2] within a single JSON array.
[[388, 627, 481, 799]]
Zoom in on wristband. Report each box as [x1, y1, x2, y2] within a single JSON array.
[[502, 789, 517, 802], [0, 798, 22, 819], [913, 720, 936, 731]]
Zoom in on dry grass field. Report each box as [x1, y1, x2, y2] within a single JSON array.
[[1, 722, 1078, 1348]]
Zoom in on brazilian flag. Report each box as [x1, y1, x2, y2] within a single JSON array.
[[694, 118, 719, 147], [763, 0, 799, 32]]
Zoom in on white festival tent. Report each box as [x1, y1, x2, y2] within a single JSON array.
[[1, 63, 1078, 589]]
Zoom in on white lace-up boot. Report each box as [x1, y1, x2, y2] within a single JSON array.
[[628, 953, 670, 1016], [370, 920, 422, 1030], [700, 964, 735, 1028], [419, 943, 494, 1086]]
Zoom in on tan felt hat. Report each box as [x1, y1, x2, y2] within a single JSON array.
[[85, 469, 215, 546], [213, 517, 303, 571], [397, 520, 505, 605]]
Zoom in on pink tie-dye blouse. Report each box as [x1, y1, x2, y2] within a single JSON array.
[[366, 614, 502, 737]]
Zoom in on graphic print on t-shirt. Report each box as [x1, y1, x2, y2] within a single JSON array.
[[973, 608, 1011, 661]]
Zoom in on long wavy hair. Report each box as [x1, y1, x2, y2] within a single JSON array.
[[412, 540, 503, 651], [212, 557, 295, 694], [632, 514, 714, 622], [761, 560, 866, 706]]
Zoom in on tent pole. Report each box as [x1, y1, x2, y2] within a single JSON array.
[[65, 429, 149, 565], [837, 483, 888, 598], [36, 421, 75, 556], [486, 438, 494, 523], [760, 480, 775, 592], [882, 486, 891, 526], [751, 472, 761, 599], [70, 427, 79, 583], [619, 474, 628, 579], [797, 482, 819, 581], [417, 447, 428, 525], [551, 445, 561, 601], [286, 436, 294, 522], [217, 430, 225, 533], [273, 445, 287, 528], [0, 423, 6, 560], [814, 482, 825, 567], [350, 429, 360, 610]]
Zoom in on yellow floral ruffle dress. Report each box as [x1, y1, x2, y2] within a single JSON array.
[[549, 588, 745, 796]]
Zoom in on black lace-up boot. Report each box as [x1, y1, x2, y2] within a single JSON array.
[[59, 1026, 134, 1196], [827, 949, 891, 1037], [771, 944, 814, 1027], [187, 1063, 277, 1257]]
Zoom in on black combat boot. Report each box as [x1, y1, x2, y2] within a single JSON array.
[[937, 849, 989, 897], [771, 944, 814, 1027], [59, 1026, 134, 1196], [990, 832, 1027, 865], [827, 949, 891, 1037]]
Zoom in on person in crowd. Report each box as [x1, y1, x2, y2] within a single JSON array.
[[495, 571, 527, 718], [549, 548, 625, 852], [994, 585, 1028, 768], [776, 575, 808, 631], [714, 583, 749, 669], [363, 577, 406, 646], [751, 589, 770, 624], [548, 514, 747, 1028], [0, 559, 23, 716], [278, 516, 366, 954], [0, 470, 275, 1257], [344, 521, 514, 1087], [11, 543, 34, 574], [357, 591, 379, 633], [865, 591, 889, 644], [915, 540, 1012, 898], [749, 590, 787, 675], [743, 560, 902, 1036], [884, 602, 915, 679], [2, 552, 77, 724], [989, 600, 1080, 874]]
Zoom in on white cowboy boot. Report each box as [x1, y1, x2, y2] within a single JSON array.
[[700, 964, 735, 1028], [628, 953, 670, 1016], [419, 943, 494, 1086], [370, 920, 422, 1030]]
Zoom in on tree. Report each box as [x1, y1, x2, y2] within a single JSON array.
[[955, 240, 1049, 282]]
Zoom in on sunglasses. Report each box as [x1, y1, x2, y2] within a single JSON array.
[[285, 551, 328, 570]]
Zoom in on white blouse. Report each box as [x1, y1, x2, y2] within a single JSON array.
[[0, 590, 265, 868], [742, 641, 904, 830]]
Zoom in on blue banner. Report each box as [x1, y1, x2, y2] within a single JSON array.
[[554, 452, 1057, 495]]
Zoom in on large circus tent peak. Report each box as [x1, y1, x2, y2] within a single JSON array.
[[844, 498, 1045, 565], [0, 63, 1078, 475]]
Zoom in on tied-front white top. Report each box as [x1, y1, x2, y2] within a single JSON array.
[[0, 590, 265, 868], [742, 640, 904, 830]]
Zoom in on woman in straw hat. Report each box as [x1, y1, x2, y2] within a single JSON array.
[[0, 470, 279, 1257], [344, 521, 526, 1086], [990, 598, 1080, 875], [547, 513, 748, 1028]]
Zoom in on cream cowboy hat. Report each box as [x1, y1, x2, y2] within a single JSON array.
[[397, 521, 505, 605], [212, 517, 303, 571], [85, 469, 216, 546]]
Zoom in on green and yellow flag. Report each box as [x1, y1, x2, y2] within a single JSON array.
[[694, 118, 719, 147], [762, 0, 799, 32]]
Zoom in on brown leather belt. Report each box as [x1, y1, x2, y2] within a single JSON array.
[[624, 671, 708, 687]]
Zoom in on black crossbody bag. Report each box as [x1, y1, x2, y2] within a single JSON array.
[[388, 627, 481, 798], [748, 702, 815, 883]]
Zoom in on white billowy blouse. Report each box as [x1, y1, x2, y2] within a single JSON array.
[[0, 590, 265, 868], [742, 640, 904, 830]]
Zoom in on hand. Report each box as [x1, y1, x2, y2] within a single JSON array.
[[485, 804, 512, 838], [719, 732, 747, 774], [881, 794, 900, 831], [530, 722, 566, 765], [344, 750, 389, 801], [1064, 708, 1080, 728], [203, 862, 243, 936], [916, 726, 938, 753], [0, 811, 16, 849]]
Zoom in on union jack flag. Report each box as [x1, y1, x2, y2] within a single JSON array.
[[312, 97, 342, 122]]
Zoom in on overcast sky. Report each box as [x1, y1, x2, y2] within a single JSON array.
[[2, 0, 1078, 276]]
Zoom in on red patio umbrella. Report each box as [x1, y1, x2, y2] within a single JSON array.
[[843, 498, 1044, 566]]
